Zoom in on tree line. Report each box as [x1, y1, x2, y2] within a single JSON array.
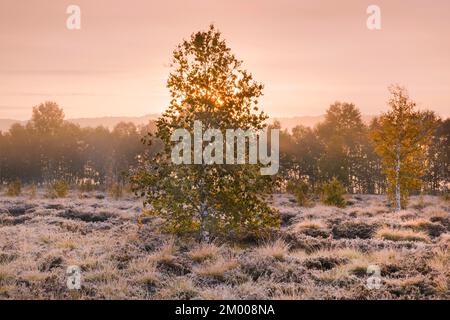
[[0, 102, 160, 187], [276, 96, 449, 200], [0, 99, 448, 199]]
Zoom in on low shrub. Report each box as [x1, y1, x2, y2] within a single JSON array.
[[303, 256, 345, 271], [321, 178, 346, 208], [287, 180, 310, 207], [6, 179, 21, 197], [332, 221, 378, 239], [46, 180, 69, 198]]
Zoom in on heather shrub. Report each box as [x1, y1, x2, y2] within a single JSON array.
[[332, 222, 378, 239]]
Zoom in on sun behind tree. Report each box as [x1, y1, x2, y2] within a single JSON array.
[[132, 25, 279, 241]]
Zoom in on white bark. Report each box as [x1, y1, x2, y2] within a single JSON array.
[[199, 202, 209, 242], [395, 144, 401, 211]]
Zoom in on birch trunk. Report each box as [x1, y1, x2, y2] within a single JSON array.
[[198, 164, 209, 242], [199, 202, 210, 242], [395, 143, 401, 211]]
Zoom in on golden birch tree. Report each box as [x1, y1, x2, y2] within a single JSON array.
[[370, 85, 435, 210]]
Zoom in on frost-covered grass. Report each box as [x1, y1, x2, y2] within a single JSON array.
[[0, 191, 448, 299]]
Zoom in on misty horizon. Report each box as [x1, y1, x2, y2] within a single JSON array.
[[0, 109, 378, 132]]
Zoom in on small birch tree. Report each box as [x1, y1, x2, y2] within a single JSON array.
[[370, 85, 435, 210]]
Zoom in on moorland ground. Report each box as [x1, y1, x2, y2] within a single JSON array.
[[0, 190, 448, 299]]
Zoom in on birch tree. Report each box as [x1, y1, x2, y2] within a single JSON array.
[[131, 25, 279, 240], [370, 85, 435, 210]]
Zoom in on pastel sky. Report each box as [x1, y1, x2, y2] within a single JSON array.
[[1, 0, 449, 120]]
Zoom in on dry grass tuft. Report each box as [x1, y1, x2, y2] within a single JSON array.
[[427, 248, 449, 273], [84, 262, 119, 283], [376, 227, 430, 242], [56, 239, 77, 250], [385, 275, 425, 287], [290, 249, 308, 260], [157, 277, 197, 299], [293, 219, 326, 232], [189, 243, 220, 262], [199, 286, 235, 300], [194, 258, 239, 280], [403, 218, 431, 229], [317, 266, 349, 283], [370, 249, 403, 266], [96, 279, 130, 299], [255, 239, 290, 260], [150, 238, 176, 264], [128, 257, 159, 285], [433, 275, 449, 295], [0, 266, 14, 282]]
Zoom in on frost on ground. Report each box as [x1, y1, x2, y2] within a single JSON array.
[[0, 191, 448, 299]]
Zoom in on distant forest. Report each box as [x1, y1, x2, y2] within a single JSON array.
[[0, 102, 161, 187], [0, 101, 448, 195]]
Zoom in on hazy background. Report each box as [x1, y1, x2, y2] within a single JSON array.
[[1, 0, 449, 120]]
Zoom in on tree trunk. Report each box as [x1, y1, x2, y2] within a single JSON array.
[[199, 202, 209, 242], [395, 144, 401, 211], [198, 164, 209, 242]]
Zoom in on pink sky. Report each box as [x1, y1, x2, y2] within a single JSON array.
[[1, 0, 449, 120]]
